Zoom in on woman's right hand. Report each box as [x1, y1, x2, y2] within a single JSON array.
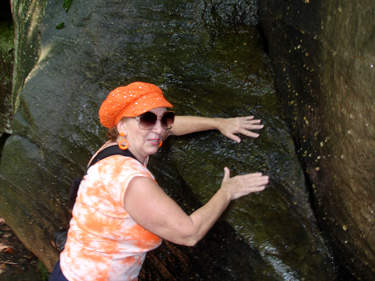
[[220, 167, 268, 200]]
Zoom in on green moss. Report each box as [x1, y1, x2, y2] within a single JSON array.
[[56, 22, 65, 29], [63, 0, 73, 12], [37, 261, 50, 281], [0, 21, 14, 52]]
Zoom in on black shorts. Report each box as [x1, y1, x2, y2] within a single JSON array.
[[49, 260, 69, 281]]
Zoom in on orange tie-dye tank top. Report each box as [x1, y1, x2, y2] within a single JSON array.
[[60, 156, 162, 281]]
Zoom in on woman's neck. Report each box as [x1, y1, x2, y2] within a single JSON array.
[[110, 139, 146, 163]]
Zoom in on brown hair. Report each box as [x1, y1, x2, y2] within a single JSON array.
[[106, 127, 119, 142]]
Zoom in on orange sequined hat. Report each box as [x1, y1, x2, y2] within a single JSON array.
[[99, 82, 173, 129]]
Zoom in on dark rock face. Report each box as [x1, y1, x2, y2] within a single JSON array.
[[259, 1, 375, 280], [0, 0, 337, 279], [0, 0, 13, 135]]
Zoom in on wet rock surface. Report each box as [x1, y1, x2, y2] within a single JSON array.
[[259, 1, 375, 280], [0, 0, 354, 279], [0, 0, 13, 134]]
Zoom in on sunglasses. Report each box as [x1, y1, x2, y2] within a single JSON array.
[[135, 111, 175, 130]]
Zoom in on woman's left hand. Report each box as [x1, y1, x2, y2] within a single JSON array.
[[218, 116, 264, 143]]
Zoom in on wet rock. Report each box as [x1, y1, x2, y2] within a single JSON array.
[[259, 1, 375, 280], [0, 0, 335, 279], [0, 0, 13, 134]]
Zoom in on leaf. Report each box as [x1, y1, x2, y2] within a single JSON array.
[[4, 247, 14, 253]]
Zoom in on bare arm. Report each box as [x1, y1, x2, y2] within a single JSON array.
[[166, 115, 264, 143], [123, 168, 268, 246]]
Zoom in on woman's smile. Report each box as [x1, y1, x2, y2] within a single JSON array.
[[148, 138, 161, 145]]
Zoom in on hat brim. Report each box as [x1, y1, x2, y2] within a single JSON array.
[[114, 95, 173, 126]]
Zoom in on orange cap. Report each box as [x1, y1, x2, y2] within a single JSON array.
[[99, 82, 173, 129]]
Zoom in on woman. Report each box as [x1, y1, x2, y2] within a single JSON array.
[[50, 82, 269, 281]]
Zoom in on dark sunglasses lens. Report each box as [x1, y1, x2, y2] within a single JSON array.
[[161, 112, 175, 130], [139, 112, 157, 129]]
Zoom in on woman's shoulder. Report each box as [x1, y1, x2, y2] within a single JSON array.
[[98, 155, 144, 169], [93, 155, 152, 179], [89, 141, 144, 169]]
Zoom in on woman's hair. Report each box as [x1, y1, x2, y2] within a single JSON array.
[[106, 127, 119, 141], [106, 117, 128, 141]]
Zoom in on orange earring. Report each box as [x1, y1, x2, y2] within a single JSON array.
[[159, 141, 163, 148], [118, 132, 129, 150]]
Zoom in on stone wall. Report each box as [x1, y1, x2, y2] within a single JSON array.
[[0, 0, 13, 135], [259, 1, 375, 280], [0, 0, 346, 279]]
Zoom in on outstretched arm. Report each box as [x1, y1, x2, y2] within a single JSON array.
[[124, 168, 268, 246], [166, 115, 264, 143]]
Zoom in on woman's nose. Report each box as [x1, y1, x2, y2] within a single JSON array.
[[151, 119, 164, 134]]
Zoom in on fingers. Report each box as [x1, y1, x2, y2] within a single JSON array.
[[241, 116, 263, 125], [250, 185, 267, 193], [241, 173, 269, 192], [223, 167, 231, 180], [225, 172, 268, 200], [238, 117, 264, 139], [242, 119, 264, 130], [235, 137, 241, 143], [229, 171, 269, 188], [228, 134, 241, 143], [251, 174, 269, 186], [245, 123, 264, 129], [239, 129, 260, 139], [220, 168, 269, 200], [226, 129, 260, 142], [241, 115, 255, 121], [220, 116, 265, 142], [243, 172, 268, 183]]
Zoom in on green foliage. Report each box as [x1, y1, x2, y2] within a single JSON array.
[[56, 22, 64, 29], [0, 21, 14, 51], [63, 0, 73, 12], [37, 261, 50, 281]]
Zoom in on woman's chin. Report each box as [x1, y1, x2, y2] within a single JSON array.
[[145, 146, 160, 156]]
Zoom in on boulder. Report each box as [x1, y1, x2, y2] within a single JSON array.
[[0, 0, 336, 279], [0, 0, 13, 135], [259, 1, 375, 280]]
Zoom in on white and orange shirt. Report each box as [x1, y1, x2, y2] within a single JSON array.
[[60, 156, 162, 281]]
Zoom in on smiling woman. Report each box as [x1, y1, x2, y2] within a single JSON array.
[[115, 107, 173, 163], [49, 82, 268, 281]]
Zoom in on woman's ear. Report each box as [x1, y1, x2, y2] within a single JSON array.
[[116, 118, 128, 136]]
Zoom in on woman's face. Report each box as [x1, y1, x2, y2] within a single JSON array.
[[117, 107, 167, 163]]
